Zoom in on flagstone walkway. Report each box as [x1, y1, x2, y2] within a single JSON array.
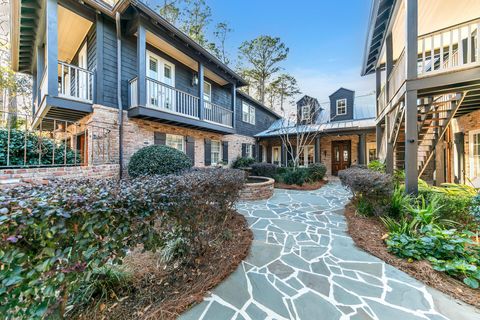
[[180, 182, 479, 320]]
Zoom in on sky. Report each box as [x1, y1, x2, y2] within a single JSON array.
[[147, 0, 376, 105]]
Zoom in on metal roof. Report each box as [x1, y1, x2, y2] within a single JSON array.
[[361, 0, 396, 76]]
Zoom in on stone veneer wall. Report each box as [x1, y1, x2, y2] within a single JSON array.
[[0, 164, 119, 186], [84, 105, 256, 167]]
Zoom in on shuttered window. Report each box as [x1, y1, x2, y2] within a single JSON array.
[[166, 134, 184, 152], [242, 102, 256, 124], [211, 140, 222, 165]]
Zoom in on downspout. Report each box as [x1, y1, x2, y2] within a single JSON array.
[[115, 12, 123, 178]]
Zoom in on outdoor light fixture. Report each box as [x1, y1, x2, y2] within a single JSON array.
[[192, 72, 198, 86]]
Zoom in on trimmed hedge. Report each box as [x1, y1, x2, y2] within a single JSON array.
[[251, 162, 278, 178], [339, 166, 394, 216], [231, 156, 255, 169], [0, 168, 244, 319], [307, 163, 327, 182], [127, 145, 192, 177]]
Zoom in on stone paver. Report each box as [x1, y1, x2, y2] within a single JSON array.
[[180, 182, 479, 320]]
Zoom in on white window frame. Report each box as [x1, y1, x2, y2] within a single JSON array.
[[469, 129, 480, 185], [211, 140, 222, 165], [272, 146, 281, 165], [204, 81, 212, 109], [301, 105, 311, 121], [166, 134, 185, 152], [245, 144, 253, 158], [146, 51, 176, 109], [298, 145, 315, 167], [367, 142, 377, 163], [336, 98, 347, 116], [242, 101, 256, 125]]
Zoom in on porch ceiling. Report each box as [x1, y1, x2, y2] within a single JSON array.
[[58, 5, 93, 63], [146, 31, 229, 86]]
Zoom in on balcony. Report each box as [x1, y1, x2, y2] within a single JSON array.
[[128, 77, 234, 132], [58, 61, 94, 104]]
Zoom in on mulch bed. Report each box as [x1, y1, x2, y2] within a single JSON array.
[[73, 211, 253, 320], [344, 202, 480, 309], [275, 180, 328, 191]]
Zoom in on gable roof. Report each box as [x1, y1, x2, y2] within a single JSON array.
[[329, 87, 354, 97]]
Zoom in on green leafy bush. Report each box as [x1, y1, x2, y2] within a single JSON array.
[[281, 168, 309, 185], [386, 227, 480, 288], [127, 145, 192, 177], [0, 128, 80, 166], [251, 162, 278, 178], [231, 156, 255, 169], [367, 160, 386, 173], [471, 194, 480, 225], [0, 168, 244, 319], [339, 166, 394, 216], [306, 163, 327, 182], [388, 186, 412, 218]]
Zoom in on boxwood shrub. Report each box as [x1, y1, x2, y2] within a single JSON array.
[[251, 162, 278, 178], [0, 168, 244, 319], [127, 145, 192, 177], [306, 163, 327, 182], [231, 156, 255, 169]]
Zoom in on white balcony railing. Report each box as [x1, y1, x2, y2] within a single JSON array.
[[146, 77, 199, 118], [418, 18, 480, 76], [129, 77, 233, 127], [58, 61, 94, 103], [204, 101, 233, 127]]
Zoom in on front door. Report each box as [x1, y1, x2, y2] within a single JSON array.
[[78, 43, 88, 100], [147, 51, 175, 110], [332, 140, 351, 175]]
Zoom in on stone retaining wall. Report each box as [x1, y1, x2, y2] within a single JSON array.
[[0, 164, 120, 187], [239, 176, 275, 200]]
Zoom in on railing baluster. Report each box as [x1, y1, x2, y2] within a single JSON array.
[[467, 24, 472, 64], [422, 38, 426, 74], [449, 30, 454, 68], [458, 27, 463, 66], [430, 35, 434, 71], [440, 32, 444, 70]]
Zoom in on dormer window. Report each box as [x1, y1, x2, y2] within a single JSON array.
[[301, 105, 311, 121], [336, 99, 347, 115]]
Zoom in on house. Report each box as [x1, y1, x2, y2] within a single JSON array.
[[362, 0, 480, 192], [8, 0, 280, 173], [256, 89, 377, 176]]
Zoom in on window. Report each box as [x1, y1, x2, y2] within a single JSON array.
[[367, 142, 377, 163], [211, 140, 222, 165], [298, 145, 315, 166], [272, 146, 281, 165], [204, 81, 212, 102], [245, 144, 253, 158], [470, 130, 480, 184], [336, 99, 347, 115], [301, 105, 311, 121], [242, 102, 256, 125], [166, 134, 184, 152]]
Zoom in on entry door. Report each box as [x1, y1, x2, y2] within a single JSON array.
[[147, 52, 175, 110], [78, 43, 88, 100], [332, 140, 351, 175]]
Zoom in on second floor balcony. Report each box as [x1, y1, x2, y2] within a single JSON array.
[[129, 77, 234, 131]]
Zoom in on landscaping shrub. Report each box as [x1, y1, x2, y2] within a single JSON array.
[[0, 128, 80, 166], [231, 156, 255, 169], [388, 185, 412, 218], [367, 160, 386, 173], [127, 145, 192, 177], [471, 194, 480, 226], [281, 168, 309, 185], [251, 162, 278, 177], [0, 168, 244, 319], [306, 163, 327, 182], [339, 166, 394, 216]]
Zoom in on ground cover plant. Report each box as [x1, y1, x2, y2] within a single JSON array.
[[340, 165, 480, 290], [0, 168, 245, 319]]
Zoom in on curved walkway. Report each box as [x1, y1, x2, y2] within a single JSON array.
[[180, 182, 479, 320]]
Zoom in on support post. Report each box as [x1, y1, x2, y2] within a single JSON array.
[[358, 133, 367, 165], [36, 45, 45, 106], [375, 67, 381, 99], [404, 0, 418, 194], [95, 13, 104, 105], [137, 24, 147, 106], [198, 62, 204, 120], [376, 122, 383, 158], [231, 83, 236, 128], [45, 0, 58, 97], [385, 33, 393, 101], [385, 116, 394, 174]]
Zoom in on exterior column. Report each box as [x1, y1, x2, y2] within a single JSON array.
[[405, 0, 419, 194], [385, 115, 394, 174], [198, 62, 204, 120], [136, 24, 146, 107], [231, 83, 236, 128], [358, 133, 367, 165], [385, 32, 393, 101], [376, 122, 383, 158], [36, 45, 45, 106], [314, 136, 321, 163], [281, 143, 286, 167], [45, 0, 58, 97], [95, 13, 104, 105], [375, 67, 382, 116]]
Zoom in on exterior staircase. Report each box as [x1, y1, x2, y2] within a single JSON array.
[[388, 93, 465, 177]]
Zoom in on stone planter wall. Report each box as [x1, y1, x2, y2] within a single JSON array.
[[239, 176, 275, 200]]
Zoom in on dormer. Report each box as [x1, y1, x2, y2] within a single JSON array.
[[296, 95, 321, 125], [329, 88, 354, 122]]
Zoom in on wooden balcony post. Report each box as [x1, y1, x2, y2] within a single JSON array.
[[46, 0, 58, 97], [137, 24, 147, 106], [36, 44, 45, 106], [231, 83, 236, 128], [385, 32, 393, 101], [385, 115, 394, 174], [95, 13, 104, 105], [198, 61, 204, 120], [405, 0, 418, 194]]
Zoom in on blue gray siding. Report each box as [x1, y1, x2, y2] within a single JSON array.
[[329, 88, 354, 121], [235, 96, 278, 136]]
